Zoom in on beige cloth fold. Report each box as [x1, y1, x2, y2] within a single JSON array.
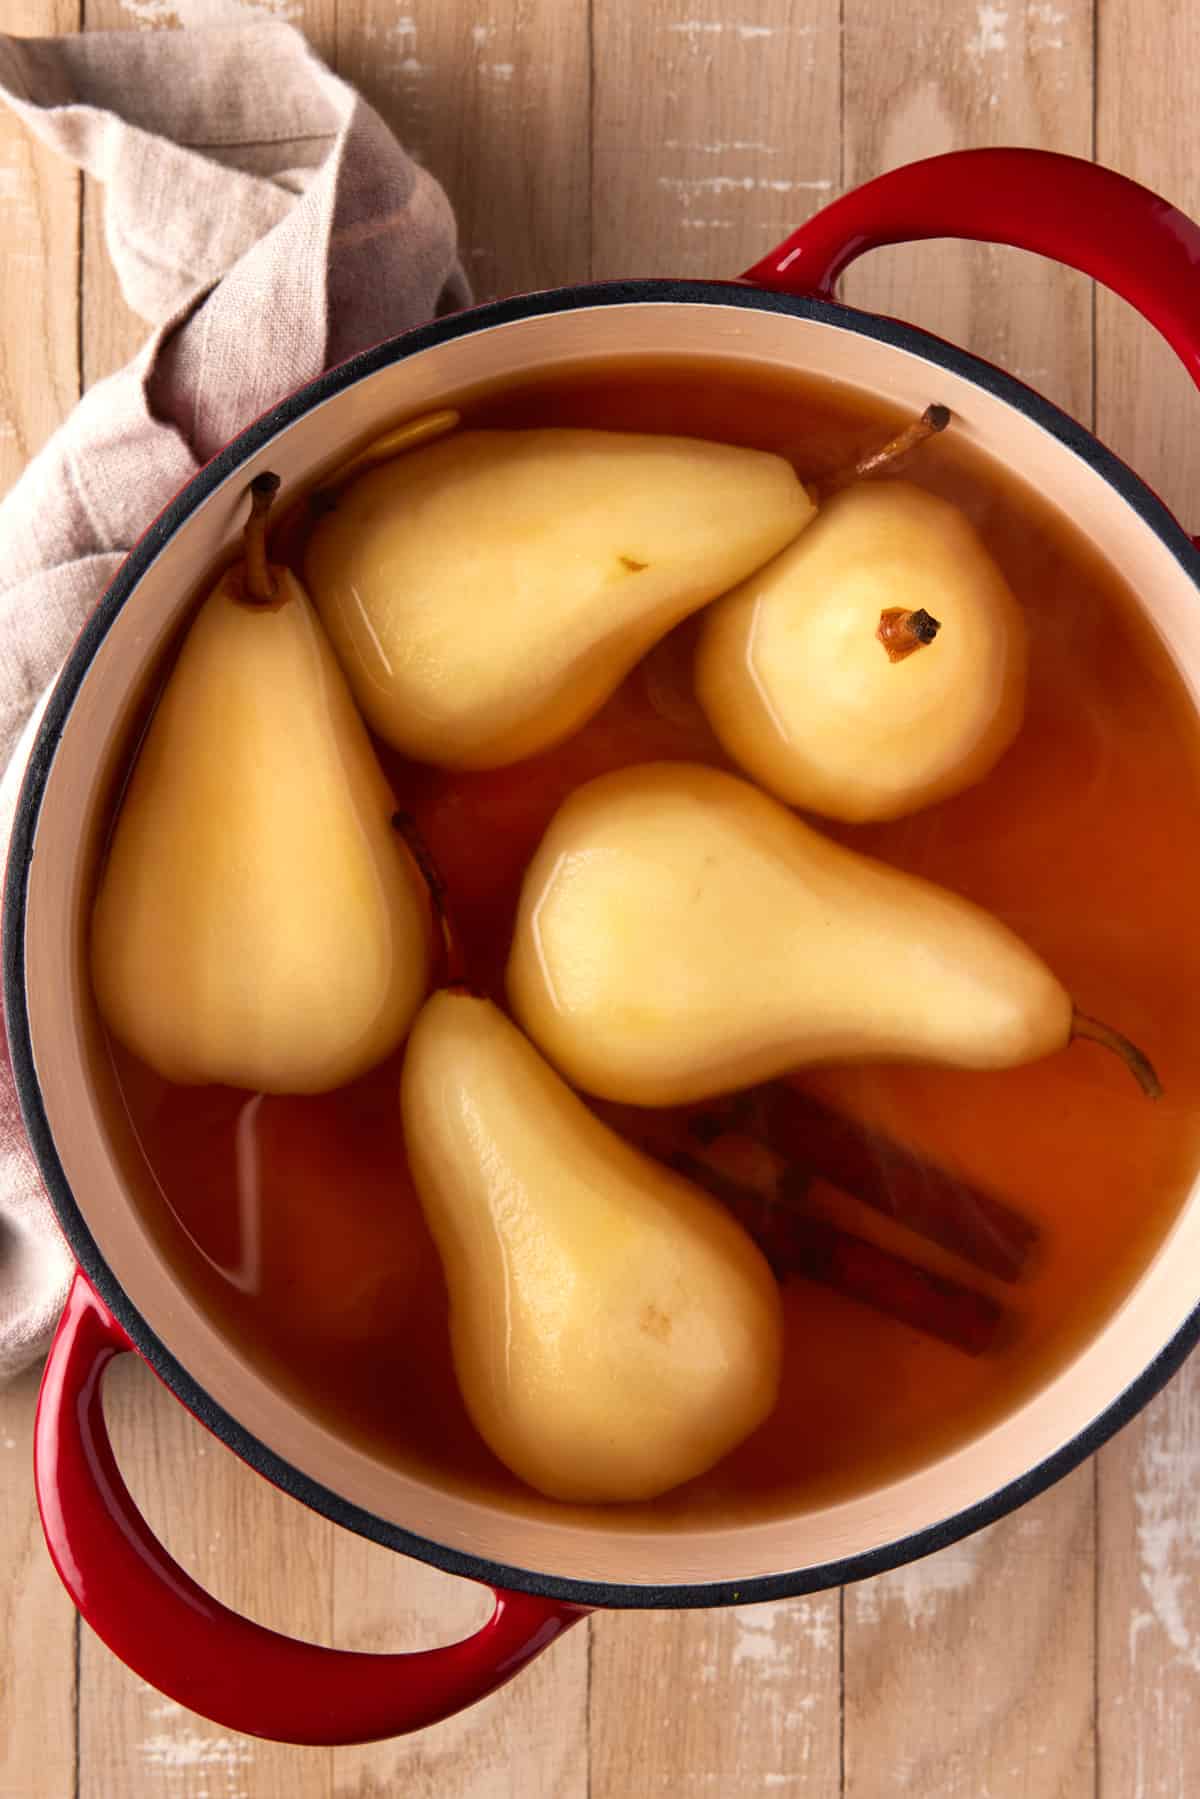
[[0, 22, 467, 1383]]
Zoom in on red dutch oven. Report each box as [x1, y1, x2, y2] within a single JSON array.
[[7, 148, 1200, 1744]]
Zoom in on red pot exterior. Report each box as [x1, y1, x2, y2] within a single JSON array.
[[21, 146, 1200, 1742], [36, 1272, 587, 1745], [743, 147, 1200, 398]]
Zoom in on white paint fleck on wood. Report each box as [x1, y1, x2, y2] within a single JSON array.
[[120, 0, 299, 25], [663, 137, 782, 154], [657, 173, 833, 193], [667, 20, 775, 42], [965, 3, 1010, 60], [1130, 1374, 1200, 1674], [853, 1528, 992, 1627], [732, 1598, 836, 1667]]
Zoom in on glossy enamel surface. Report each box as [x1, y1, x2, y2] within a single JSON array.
[[36, 1273, 585, 1743], [10, 150, 1200, 1623], [13, 288, 1200, 1598]]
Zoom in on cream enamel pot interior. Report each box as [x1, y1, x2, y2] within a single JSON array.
[[8, 149, 1200, 1743]]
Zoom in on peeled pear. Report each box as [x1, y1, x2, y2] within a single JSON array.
[[92, 563, 432, 1093], [305, 427, 813, 769], [507, 762, 1159, 1107], [695, 480, 1028, 822], [400, 991, 782, 1503]]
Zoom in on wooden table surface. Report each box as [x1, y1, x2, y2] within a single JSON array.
[[3, 1, 1200, 1794]]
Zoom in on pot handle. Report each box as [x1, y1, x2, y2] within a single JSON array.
[[35, 1272, 588, 1745], [742, 148, 1200, 390]]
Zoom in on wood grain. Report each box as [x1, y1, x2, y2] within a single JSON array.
[[592, 0, 841, 283], [590, 1598, 841, 1797], [330, 1547, 588, 1798], [329, 9, 595, 1794], [78, 1357, 335, 1798], [0, 1368, 78, 1799], [0, 8, 80, 1795], [4, 1, 1200, 1793], [842, 0, 1094, 423], [1093, 0, 1200, 530], [587, 5, 846, 1788], [839, 7, 1099, 1793], [67, 12, 340, 1795], [0, 0, 80, 495], [71, 7, 340, 1784], [79, 0, 150, 386], [336, 0, 591, 301], [1096, 1364, 1200, 1799], [1093, 7, 1200, 1793], [845, 1470, 1096, 1797]]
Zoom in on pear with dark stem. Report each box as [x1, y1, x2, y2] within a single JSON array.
[[92, 472, 433, 1093], [507, 762, 1162, 1108], [697, 409, 1029, 824]]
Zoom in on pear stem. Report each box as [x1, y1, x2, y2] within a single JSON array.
[[1071, 1010, 1163, 1099], [822, 402, 951, 496], [877, 606, 942, 663], [243, 472, 281, 604], [391, 810, 471, 991]]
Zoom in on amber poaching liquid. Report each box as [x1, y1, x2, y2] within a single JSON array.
[[108, 355, 1200, 1530]]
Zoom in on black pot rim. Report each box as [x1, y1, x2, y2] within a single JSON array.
[[6, 276, 1200, 1612]]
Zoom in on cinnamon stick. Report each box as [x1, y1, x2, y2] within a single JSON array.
[[692, 1085, 1037, 1284], [669, 1149, 1003, 1357]]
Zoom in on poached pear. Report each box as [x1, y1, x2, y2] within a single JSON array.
[[400, 991, 783, 1503], [506, 762, 1159, 1107], [304, 427, 813, 769], [695, 480, 1028, 822], [92, 505, 432, 1093]]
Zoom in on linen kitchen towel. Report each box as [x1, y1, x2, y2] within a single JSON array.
[[0, 19, 466, 1381]]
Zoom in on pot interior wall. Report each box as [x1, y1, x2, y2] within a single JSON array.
[[20, 296, 1200, 1591]]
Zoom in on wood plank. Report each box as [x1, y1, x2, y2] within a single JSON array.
[[587, 2, 844, 1785], [845, 1470, 1095, 1797], [81, 3, 335, 67], [78, 1356, 334, 1799], [72, 16, 339, 1785], [330, 1544, 588, 1797], [10, 4, 1196, 1795], [336, 0, 591, 300], [592, 0, 841, 284], [330, 5, 595, 1790], [79, 0, 156, 386], [842, 0, 1094, 423], [1094, 10, 1200, 1793], [1093, 1, 1200, 536], [1, 9, 82, 1795], [1096, 1364, 1200, 1799], [0, 1368, 79, 1799], [0, 0, 80, 495], [80, 164, 141, 386], [839, 6, 1097, 1794], [590, 1599, 841, 1797]]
